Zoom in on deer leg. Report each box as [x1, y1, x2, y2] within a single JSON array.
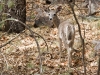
[[59, 38, 62, 62], [67, 47, 72, 67]]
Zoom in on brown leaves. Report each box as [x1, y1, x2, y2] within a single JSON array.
[[0, 1, 100, 74]]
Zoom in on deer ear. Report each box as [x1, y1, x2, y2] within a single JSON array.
[[44, 6, 50, 12], [56, 6, 62, 13]]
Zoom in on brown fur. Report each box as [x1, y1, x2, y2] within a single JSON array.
[[46, 6, 75, 67]]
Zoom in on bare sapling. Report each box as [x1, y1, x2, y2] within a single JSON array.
[[45, 6, 75, 67]]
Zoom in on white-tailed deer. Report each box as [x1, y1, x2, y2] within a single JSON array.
[[33, 6, 53, 28], [45, 6, 75, 67]]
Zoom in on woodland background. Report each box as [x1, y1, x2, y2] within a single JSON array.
[[0, 0, 100, 75]]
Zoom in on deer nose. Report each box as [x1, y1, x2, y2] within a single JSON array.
[[50, 18, 52, 20]]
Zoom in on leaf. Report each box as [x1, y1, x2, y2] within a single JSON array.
[[0, 4, 3, 12], [0, 23, 4, 30], [7, 0, 14, 8]]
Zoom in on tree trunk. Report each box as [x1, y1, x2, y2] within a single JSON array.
[[4, 0, 26, 33]]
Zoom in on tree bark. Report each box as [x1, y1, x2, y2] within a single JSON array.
[[4, 0, 26, 33]]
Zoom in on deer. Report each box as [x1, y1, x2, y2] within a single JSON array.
[[33, 6, 53, 28], [45, 6, 75, 67]]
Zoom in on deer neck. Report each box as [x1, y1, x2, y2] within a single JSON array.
[[53, 15, 60, 28]]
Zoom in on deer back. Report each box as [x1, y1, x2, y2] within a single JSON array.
[[58, 21, 75, 48]]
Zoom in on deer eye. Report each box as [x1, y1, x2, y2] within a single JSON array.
[[54, 14, 56, 16]]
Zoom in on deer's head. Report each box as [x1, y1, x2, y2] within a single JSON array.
[[44, 6, 62, 21]]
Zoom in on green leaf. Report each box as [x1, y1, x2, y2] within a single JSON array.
[[0, 22, 4, 30], [7, 0, 14, 8], [0, 4, 3, 12]]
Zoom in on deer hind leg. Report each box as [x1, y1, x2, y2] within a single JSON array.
[[67, 40, 73, 67], [63, 39, 72, 67], [67, 47, 73, 68], [59, 38, 62, 62]]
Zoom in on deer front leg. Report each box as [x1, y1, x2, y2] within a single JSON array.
[[59, 38, 62, 62]]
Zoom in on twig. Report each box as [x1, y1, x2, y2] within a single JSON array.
[[97, 56, 100, 75], [0, 52, 9, 70], [30, 31, 49, 52], [0, 34, 20, 48], [0, 18, 43, 74], [0, 33, 20, 73], [18, 20, 43, 74], [66, 0, 86, 75], [0, 23, 12, 39]]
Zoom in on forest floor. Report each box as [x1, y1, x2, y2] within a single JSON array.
[[0, 3, 100, 75]]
